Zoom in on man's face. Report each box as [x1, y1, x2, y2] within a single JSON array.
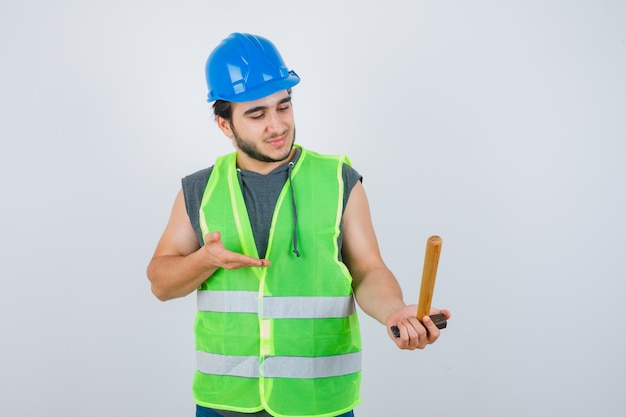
[[219, 90, 296, 169]]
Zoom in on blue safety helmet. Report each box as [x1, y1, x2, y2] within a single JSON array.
[[205, 33, 300, 103]]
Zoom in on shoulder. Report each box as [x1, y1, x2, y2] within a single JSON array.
[[180, 166, 214, 245], [182, 166, 213, 189], [342, 163, 362, 185], [181, 166, 214, 217], [341, 163, 362, 209]]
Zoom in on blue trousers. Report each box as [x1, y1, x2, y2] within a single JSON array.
[[196, 405, 354, 417]]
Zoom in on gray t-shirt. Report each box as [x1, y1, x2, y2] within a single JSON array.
[[182, 148, 362, 259]]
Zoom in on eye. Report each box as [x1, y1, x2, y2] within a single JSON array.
[[249, 112, 264, 120], [278, 103, 291, 112]]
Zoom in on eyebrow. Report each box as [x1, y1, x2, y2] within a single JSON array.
[[242, 96, 292, 116]]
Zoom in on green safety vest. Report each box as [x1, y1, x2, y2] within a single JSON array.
[[193, 146, 362, 417]]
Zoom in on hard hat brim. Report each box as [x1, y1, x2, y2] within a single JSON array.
[[207, 71, 300, 103]]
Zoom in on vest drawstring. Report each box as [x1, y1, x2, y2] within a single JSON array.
[[236, 168, 244, 190], [288, 162, 301, 257]]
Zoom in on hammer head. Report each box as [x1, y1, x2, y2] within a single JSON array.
[[391, 313, 447, 338]]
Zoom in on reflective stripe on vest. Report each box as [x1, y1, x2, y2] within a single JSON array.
[[197, 351, 260, 378], [197, 351, 361, 379], [197, 290, 258, 314], [263, 351, 361, 378], [197, 290, 355, 318]]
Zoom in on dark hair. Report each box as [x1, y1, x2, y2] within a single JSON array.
[[212, 100, 232, 121], [212, 89, 293, 121]]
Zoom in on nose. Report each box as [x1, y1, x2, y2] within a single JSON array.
[[265, 110, 285, 134]]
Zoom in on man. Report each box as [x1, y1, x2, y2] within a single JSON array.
[[147, 32, 451, 417]]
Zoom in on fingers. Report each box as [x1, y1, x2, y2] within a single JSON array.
[[392, 317, 436, 350], [421, 315, 442, 343], [203, 232, 271, 269], [204, 231, 221, 244], [390, 313, 447, 350], [220, 252, 270, 270], [387, 305, 450, 350]]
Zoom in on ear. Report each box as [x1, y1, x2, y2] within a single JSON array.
[[216, 116, 233, 138]]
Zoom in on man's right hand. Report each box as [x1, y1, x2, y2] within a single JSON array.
[[202, 231, 271, 270], [147, 189, 269, 301]]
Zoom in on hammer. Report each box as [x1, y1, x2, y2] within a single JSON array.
[[392, 235, 447, 338]]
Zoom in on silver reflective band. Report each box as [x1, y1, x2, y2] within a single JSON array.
[[262, 352, 362, 379], [197, 291, 356, 319], [262, 295, 355, 319], [196, 351, 362, 379], [197, 290, 258, 313], [196, 351, 259, 378]]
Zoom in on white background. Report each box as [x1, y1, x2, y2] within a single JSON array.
[[1, 1, 625, 416]]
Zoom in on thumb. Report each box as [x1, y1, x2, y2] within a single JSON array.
[[204, 231, 221, 244]]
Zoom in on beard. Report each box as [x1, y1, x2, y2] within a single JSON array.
[[230, 121, 296, 163]]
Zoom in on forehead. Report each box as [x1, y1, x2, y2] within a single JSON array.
[[232, 90, 291, 113]]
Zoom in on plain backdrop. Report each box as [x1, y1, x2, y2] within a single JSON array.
[[1, 1, 625, 416]]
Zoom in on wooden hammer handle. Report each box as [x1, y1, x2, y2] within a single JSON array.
[[416, 235, 442, 321], [390, 235, 446, 338]]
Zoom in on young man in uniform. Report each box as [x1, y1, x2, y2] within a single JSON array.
[[147, 32, 451, 417]]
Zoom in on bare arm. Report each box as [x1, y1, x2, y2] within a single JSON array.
[[146, 189, 270, 301], [342, 182, 449, 349], [342, 181, 406, 324]]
